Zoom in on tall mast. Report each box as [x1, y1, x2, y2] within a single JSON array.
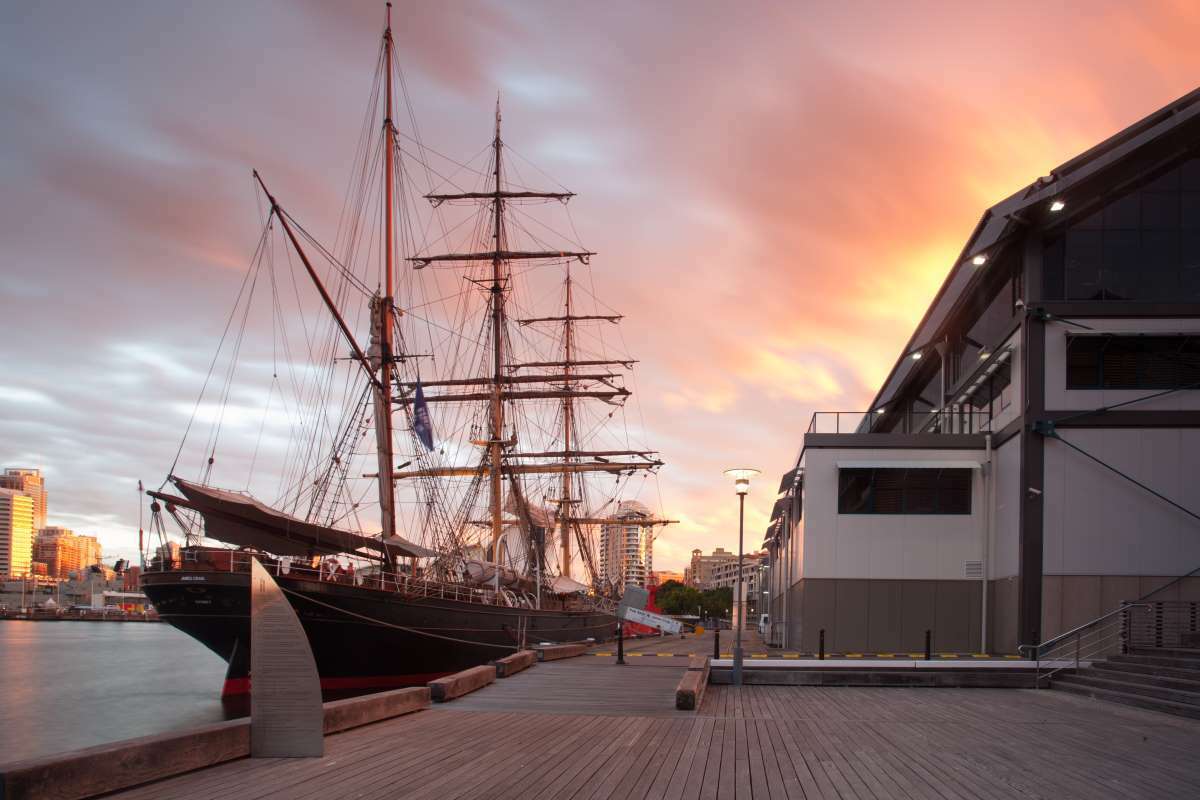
[[373, 3, 398, 542], [559, 268, 574, 578], [488, 99, 506, 566]]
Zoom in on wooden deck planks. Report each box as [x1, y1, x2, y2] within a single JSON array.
[[106, 675, 1200, 800]]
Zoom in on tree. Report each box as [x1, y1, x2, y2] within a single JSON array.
[[700, 587, 732, 621], [657, 583, 702, 615]]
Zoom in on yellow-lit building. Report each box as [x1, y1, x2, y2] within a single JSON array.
[[0, 488, 36, 579], [34, 527, 102, 578], [0, 468, 47, 530]]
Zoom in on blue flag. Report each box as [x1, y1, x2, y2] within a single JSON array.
[[413, 381, 435, 451]]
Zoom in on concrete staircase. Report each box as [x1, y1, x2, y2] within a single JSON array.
[[1051, 647, 1200, 719]]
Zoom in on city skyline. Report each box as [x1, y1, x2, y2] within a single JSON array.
[[3, 1, 1200, 570]]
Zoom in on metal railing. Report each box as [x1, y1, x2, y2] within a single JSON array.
[[1124, 601, 1200, 650], [146, 547, 592, 612], [1022, 602, 1151, 687], [806, 410, 996, 436]]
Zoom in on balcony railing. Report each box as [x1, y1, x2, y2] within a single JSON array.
[[806, 409, 998, 436]]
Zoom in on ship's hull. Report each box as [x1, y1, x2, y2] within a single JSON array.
[[142, 570, 613, 696]]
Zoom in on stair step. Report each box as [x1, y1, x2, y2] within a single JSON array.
[[1051, 680, 1200, 720], [1092, 659, 1200, 682], [1109, 653, 1200, 670], [1058, 673, 1200, 706], [1078, 665, 1200, 693], [1129, 646, 1200, 660]]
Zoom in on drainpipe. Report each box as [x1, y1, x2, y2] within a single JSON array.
[[982, 432, 993, 653]]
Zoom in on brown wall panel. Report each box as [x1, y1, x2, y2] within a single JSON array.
[[868, 580, 904, 652]]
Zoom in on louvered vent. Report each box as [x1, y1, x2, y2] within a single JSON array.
[[964, 561, 983, 578]]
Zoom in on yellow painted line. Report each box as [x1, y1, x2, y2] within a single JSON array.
[[750, 654, 768, 659], [876, 653, 896, 659], [972, 654, 991, 659], [720, 653, 733, 658], [938, 654, 958, 659], [656, 652, 674, 657], [782, 654, 800, 659], [627, 653, 644, 657], [845, 653, 863, 658], [907, 653, 924, 658], [1004, 655, 1023, 660], [593, 652, 613, 657]]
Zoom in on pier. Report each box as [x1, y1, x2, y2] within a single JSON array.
[[7, 632, 1200, 799]]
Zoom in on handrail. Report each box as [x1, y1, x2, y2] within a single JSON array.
[[1020, 602, 1150, 657], [1021, 602, 1152, 688]]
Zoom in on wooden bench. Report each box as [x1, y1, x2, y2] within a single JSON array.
[[491, 649, 537, 678], [428, 664, 497, 702], [536, 643, 589, 662], [676, 654, 711, 711]]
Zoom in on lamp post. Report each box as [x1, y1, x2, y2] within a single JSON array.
[[724, 467, 759, 686]]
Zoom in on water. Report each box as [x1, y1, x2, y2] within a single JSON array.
[[0, 620, 232, 763]]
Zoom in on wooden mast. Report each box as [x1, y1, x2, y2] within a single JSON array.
[[374, 3, 398, 543], [559, 268, 575, 579], [488, 98, 506, 573]]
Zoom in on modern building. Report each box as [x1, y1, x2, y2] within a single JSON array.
[[765, 88, 1200, 655], [599, 501, 654, 588], [684, 547, 737, 587], [34, 527, 102, 579], [0, 468, 47, 530], [0, 489, 36, 579]]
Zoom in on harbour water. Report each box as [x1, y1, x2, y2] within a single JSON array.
[[0, 620, 230, 763]]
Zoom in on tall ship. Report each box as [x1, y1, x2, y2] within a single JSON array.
[[141, 6, 673, 696]]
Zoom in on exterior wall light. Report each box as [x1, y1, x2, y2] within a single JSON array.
[[972, 254, 988, 266], [911, 351, 923, 361], [1050, 200, 1065, 212]]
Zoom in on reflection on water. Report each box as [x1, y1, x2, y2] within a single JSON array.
[[0, 620, 230, 763]]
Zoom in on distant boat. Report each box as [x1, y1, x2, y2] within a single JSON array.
[[140, 5, 672, 696]]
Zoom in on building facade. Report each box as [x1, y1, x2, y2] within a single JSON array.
[[34, 527, 102, 579], [685, 547, 737, 587], [766, 89, 1200, 655], [0, 489, 36, 579], [599, 501, 654, 588], [0, 468, 47, 530]]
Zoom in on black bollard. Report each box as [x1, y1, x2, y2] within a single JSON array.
[[617, 621, 626, 665], [714, 627, 720, 660], [819, 628, 825, 660], [924, 629, 932, 661]]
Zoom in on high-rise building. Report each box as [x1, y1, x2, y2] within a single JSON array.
[[0, 489, 35, 579], [0, 468, 47, 530], [599, 501, 653, 589], [685, 547, 736, 587], [34, 527, 102, 579]]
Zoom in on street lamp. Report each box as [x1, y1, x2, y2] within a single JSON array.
[[724, 467, 759, 686]]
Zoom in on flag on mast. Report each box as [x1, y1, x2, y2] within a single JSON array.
[[413, 382, 435, 451]]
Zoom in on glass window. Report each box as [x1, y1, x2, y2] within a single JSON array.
[[837, 468, 973, 515], [1065, 334, 1200, 389], [1043, 158, 1200, 301]]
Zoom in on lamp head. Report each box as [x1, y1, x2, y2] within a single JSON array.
[[724, 467, 760, 495]]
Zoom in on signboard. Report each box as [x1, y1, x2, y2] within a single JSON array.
[[618, 604, 682, 635], [617, 585, 650, 617]]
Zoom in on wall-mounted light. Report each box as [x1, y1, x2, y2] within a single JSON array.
[[875, 407, 886, 414], [971, 254, 988, 267], [979, 351, 991, 361], [910, 351, 923, 361], [1050, 200, 1066, 212]]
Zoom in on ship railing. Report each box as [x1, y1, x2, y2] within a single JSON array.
[[148, 548, 522, 608]]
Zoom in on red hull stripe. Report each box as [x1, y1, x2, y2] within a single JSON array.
[[221, 672, 450, 697]]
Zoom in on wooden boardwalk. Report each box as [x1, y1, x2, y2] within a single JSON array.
[[109, 658, 1200, 799]]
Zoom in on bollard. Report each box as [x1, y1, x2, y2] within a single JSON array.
[[713, 627, 720, 660], [924, 629, 932, 661], [819, 628, 825, 660], [617, 621, 626, 665]]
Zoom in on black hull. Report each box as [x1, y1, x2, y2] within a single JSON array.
[[142, 571, 613, 696]]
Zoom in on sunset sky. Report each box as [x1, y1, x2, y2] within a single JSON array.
[[3, 0, 1200, 571]]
